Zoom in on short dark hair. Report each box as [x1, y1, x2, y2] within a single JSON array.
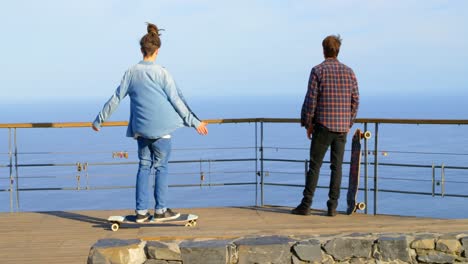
[[322, 35, 342, 58], [140, 23, 163, 57]]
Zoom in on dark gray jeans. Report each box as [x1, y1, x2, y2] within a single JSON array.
[[301, 124, 347, 210]]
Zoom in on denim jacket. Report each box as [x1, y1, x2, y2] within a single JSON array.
[[93, 61, 201, 139]]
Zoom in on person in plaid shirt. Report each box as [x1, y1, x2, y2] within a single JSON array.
[[292, 35, 359, 217]]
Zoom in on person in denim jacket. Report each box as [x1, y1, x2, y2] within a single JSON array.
[[92, 23, 208, 222]]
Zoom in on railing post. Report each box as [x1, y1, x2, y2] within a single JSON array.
[[373, 123, 379, 215], [441, 163, 445, 198], [84, 162, 90, 190], [260, 121, 264, 207], [76, 162, 82, 190], [14, 128, 20, 211], [9, 128, 13, 213], [432, 163, 435, 197], [255, 122, 258, 207], [364, 123, 369, 214]]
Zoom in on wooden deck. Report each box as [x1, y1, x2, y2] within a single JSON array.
[[1, 206, 468, 263]]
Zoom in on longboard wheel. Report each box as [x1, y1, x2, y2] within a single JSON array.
[[185, 220, 197, 227], [111, 222, 120, 232], [357, 202, 366, 211], [362, 131, 372, 139]]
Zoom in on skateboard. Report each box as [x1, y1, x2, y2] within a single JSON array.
[[108, 213, 198, 231], [346, 128, 371, 215]]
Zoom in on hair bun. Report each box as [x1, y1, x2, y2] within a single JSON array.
[[146, 22, 163, 36]]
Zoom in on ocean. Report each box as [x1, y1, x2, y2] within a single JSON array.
[[0, 94, 467, 219]]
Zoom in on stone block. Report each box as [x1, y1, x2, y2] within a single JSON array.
[[417, 250, 456, 263], [292, 239, 323, 262], [234, 235, 295, 264], [410, 235, 435, 250], [375, 236, 411, 262], [145, 241, 181, 261], [180, 239, 234, 264], [436, 237, 462, 254], [87, 239, 146, 264], [323, 237, 374, 261]]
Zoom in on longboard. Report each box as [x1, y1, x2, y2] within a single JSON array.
[[346, 129, 371, 215], [108, 213, 198, 231]]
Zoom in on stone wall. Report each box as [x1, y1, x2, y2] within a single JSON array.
[[88, 232, 468, 264]]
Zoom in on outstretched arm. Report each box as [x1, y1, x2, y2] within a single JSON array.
[[161, 69, 208, 135], [92, 71, 131, 131]]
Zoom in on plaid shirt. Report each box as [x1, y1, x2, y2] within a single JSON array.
[[301, 58, 359, 133]]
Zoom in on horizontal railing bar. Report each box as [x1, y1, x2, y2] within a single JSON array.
[[7, 159, 467, 171], [4, 183, 467, 198], [0, 146, 255, 156], [262, 158, 464, 169], [1, 118, 468, 128], [1, 182, 257, 192], [442, 165, 468, 170], [264, 183, 468, 198], [6, 159, 468, 171], [0, 121, 127, 128], [169, 158, 256, 164], [263, 147, 468, 157], [262, 158, 307, 163], [262, 172, 462, 183], [9, 158, 257, 168], [0, 170, 257, 179], [169, 182, 256, 187]]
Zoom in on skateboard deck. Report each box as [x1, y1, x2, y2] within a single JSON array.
[[108, 213, 198, 231], [346, 129, 371, 215]]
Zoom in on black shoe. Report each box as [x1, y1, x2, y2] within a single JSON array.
[[291, 203, 311, 215], [346, 206, 355, 215], [136, 212, 151, 223], [154, 208, 180, 221], [327, 208, 337, 217]]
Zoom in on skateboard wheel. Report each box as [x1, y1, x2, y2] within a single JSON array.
[[362, 131, 372, 139], [357, 202, 366, 211], [185, 220, 197, 227], [111, 223, 120, 232]]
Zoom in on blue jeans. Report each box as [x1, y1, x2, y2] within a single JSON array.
[[135, 137, 171, 212]]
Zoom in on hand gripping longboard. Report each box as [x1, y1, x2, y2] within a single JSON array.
[[346, 129, 371, 215], [108, 213, 198, 232]]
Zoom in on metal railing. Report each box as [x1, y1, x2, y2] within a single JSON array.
[[1, 118, 468, 215]]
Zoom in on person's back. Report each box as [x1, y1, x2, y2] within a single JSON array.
[[309, 58, 358, 133], [125, 63, 192, 138]]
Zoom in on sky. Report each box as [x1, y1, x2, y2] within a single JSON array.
[[0, 0, 467, 103]]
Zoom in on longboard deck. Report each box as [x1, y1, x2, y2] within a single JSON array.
[[347, 129, 365, 215], [108, 213, 198, 231]]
